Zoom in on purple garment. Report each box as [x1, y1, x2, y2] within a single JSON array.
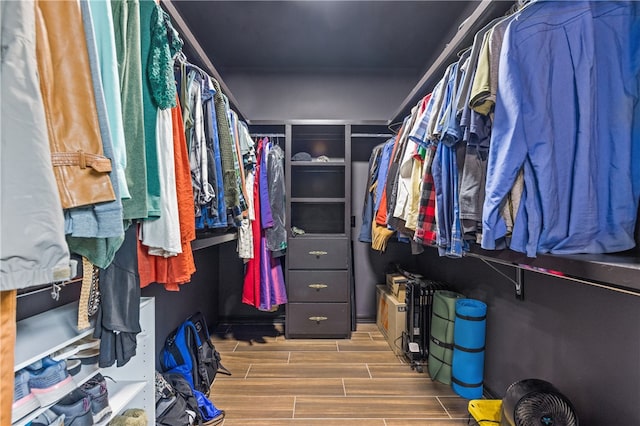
[[258, 235, 287, 311], [259, 141, 274, 228]]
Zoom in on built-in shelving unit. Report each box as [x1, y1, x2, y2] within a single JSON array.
[[13, 298, 155, 426], [285, 123, 353, 338]]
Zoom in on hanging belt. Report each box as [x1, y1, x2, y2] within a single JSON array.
[[51, 151, 112, 173]]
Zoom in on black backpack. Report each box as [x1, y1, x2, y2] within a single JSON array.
[[155, 371, 194, 426], [160, 312, 231, 396], [156, 371, 225, 425]]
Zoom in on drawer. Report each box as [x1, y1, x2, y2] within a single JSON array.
[[287, 237, 349, 269], [288, 270, 349, 302], [286, 303, 350, 338]]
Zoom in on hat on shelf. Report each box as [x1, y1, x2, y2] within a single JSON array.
[[292, 152, 312, 161]]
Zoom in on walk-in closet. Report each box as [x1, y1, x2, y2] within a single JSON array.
[[2, 1, 639, 425]]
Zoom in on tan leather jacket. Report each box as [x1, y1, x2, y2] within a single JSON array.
[[35, 0, 115, 209]]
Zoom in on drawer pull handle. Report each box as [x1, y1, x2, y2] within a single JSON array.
[[308, 250, 328, 256], [308, 283, 327, 290], [309, 316, 328, 324]]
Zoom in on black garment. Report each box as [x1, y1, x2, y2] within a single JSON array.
[[94, 225, 141, 368]]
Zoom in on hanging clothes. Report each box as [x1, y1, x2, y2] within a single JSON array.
[[112, 0, 149, 222], [139, 3, 183, 257], [358, 142, 385, 244], [212, 79, 242, 215], [201, 74, 228, 228], [482, 1, 640, 256], [139, 0, 162, 219], [265, 143, 287, 255], [138, 96, 196, 290], [139, 108, 181, 256], [66, 0, 125, 269], [242, 139, 287, 311], [87, 0, 130, 200], [35, 0, 116, 209], [1, 0, 71, 290], [94, 225, 141, 368]]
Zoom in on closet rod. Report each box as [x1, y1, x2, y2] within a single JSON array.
[[16, 278, 83, 300], [162, 0, 247, 121], [389, 0, 499, 123], [351, 133, 394, 138], [250, 133, 286, 138], [465, 251, 640, 298]]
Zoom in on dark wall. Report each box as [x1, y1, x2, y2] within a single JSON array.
[[142, 245, 223, 364], [225, 71, 418, 122], [414, 249, 640, 426], [216, 242, 284, 322]]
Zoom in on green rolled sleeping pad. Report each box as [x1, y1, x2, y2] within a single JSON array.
[[428, 290, 464, 384]]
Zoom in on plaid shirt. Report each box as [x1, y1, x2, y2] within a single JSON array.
[[413, 143, 438, 245]]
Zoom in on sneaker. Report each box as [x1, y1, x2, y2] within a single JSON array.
[[31, 409, 66, 426], [69, 347, 100, 366], [50, 388, 94, 426], [26, 357, 77, 407], [80, 373, 111, 423], [66, 359, 82, 376], [50, 335, 100, 362], [11, 369, 41, 423]]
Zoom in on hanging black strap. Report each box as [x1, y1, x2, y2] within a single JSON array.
[[430, 335, 454, 350], [455, 312, 486, 321], [454, 344, 485, 353], [428, 352, 451, 367], [433, 311, 455, 323], [451, 376, 483, 388]]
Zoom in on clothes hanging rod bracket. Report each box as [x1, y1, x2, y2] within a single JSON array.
[[470, 250, 640, 298], [479, 258, 524, 300]]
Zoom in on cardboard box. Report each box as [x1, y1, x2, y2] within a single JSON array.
[[376, 285, 407, 355], [386, 273, 408, 303]]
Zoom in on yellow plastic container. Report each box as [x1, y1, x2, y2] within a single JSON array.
[[468, 399, 502, 425]]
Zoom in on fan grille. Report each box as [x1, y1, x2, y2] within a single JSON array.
[[514, 392, 578, 426]]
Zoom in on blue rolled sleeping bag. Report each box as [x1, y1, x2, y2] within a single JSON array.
[[451, 298, 487, 399]]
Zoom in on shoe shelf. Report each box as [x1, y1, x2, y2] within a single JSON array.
[[14, 302, 95, 371], [13, 297, 155, 426], [94, 381, 147, 426], [12, 364, 101, 426]]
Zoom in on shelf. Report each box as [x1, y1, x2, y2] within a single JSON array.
[[191, 232, 238, 251], [290, 160, 345, 166], [291, 198, 345, 203], [351, 133, 394, 138], [13, 297, 155, 425], [12, 366, 102, 426], [14, 302, 94, 371], [95, 381, 147, 426], [464, 245, 640, 293], [15, 296, 153, 371]]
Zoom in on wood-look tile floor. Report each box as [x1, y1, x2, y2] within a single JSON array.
[[210, 323, 476, 426]]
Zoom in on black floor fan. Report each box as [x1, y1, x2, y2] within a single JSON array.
[[501, 379, 579, 426]]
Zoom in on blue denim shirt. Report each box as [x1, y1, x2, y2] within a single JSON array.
[[482, 1, 640, 256], [374, 138, 396, 213]]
